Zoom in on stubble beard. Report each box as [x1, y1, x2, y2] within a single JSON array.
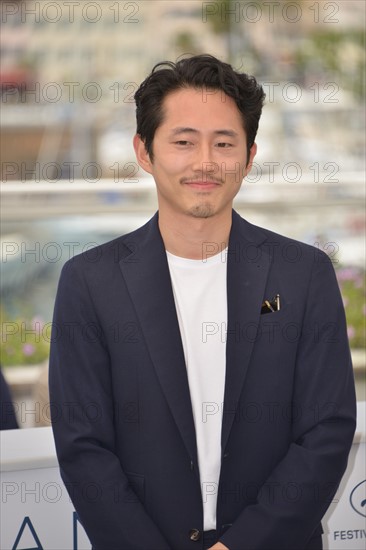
[[187, 201, 215, 219]]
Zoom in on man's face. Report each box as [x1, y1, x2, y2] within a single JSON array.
[[134, 87, 257, 219]]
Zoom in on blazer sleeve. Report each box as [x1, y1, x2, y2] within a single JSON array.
[[219, 251, 357, 550], [49, 259, 170, 550]]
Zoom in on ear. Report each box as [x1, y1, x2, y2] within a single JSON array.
[[243, 143, 257, 177], [133, 134, 153, 175]]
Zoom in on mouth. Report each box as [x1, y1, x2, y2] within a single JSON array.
[[186, 183, 220, 190], [182, 178, 222, 190]]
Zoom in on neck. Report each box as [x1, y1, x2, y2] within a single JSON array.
[[158, 208, 232, 260]]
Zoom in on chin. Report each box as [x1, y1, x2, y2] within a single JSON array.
[[187, 203, 216, 219]]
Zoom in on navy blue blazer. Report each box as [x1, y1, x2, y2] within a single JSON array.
[[49, 211, 356, 550]]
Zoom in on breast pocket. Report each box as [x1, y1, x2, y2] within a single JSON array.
[[249, 304, 298, 392], [257, 304, 299, 345]]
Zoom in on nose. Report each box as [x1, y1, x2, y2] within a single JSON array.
[[191, 142, 219, 178]]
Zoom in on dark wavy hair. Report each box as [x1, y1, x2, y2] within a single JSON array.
[[134, 54, 265, 161]]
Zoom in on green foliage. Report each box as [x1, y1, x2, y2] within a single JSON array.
[[336, 266, 366, 349], [173, 32, 200, 55], [205, 0, 232, 34], [295, 29, 365, 100], [0, 308, 50, 367]]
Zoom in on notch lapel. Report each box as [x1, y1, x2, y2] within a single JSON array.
[[118, 214, 198, 469], [221, 211, 271, 452]]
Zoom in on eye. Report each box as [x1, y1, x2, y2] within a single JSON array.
[[175, 140, 192, 146], [216, 142, 233, 148]]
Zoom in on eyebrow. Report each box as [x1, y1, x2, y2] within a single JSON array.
[[169, 127, 239, 138]]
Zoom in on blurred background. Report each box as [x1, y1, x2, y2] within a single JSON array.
[[1, 0, 365, 427]]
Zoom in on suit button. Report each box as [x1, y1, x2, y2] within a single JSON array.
[[189, 528, 201, 541]]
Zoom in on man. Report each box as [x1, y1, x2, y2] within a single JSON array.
[[49, 55, 356, 550]]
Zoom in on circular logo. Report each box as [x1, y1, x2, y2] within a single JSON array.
[[350, 480, 366, 518]]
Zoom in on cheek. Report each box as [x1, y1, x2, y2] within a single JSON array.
[[155, 154, 188, 177], [220, 161, 247, 182]]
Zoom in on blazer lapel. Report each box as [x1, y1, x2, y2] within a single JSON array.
[[221, 211, 271, 452], [118, 214, 198, 470]]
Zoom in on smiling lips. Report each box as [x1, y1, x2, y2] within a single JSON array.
[[186, 182, 220, 190], [181, 177, 222, 190]]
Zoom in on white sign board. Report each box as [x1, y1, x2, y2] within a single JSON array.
[[1, 427, 92, 550]]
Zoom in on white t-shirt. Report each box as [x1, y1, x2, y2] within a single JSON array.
[[166, 249, 227, 531]]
